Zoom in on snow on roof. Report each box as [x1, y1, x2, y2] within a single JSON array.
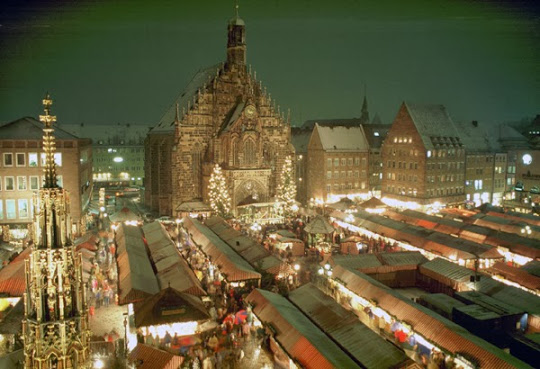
[[151, 63, 221, 133], [404, 102, 462, 150], [0, 117, 79, 140], [219, 101, 245, 134], [454, 121, 501, 152], [315, 124, 369, 151]]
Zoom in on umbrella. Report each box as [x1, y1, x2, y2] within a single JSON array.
[[234, 310, 248, 325]]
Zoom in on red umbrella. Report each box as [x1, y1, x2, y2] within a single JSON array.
[[234, 310, 248, 325]]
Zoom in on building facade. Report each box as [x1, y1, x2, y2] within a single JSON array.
[[290, 127, 312, 204], [381, 102, 465, 211], [23, 95, 91, 368], [456, 120, 507, 207], [306, 124, 370, 203], [61, 123, 149, 187], [145, 10, 293, 216], [0, 117, 92, 237]]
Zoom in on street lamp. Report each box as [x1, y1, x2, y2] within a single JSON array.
[[521, 225, 532, 236]]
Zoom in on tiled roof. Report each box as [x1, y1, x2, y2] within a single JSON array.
[[314, 124, 369, 151], [454, 120, 501, 152], [0, 116, 79, 140], [404, 102, 462, 150], [116, 224, 160, 304], [361, 123, 390, 149], [133, 287, 209, 328], [128, 344, 183, 369], [332, 265, 531, 369], [142, 222, 206, 296], [246, 288, 362, 369], [486, 262, 540, 291], [289, 283, 410, 369], [0, 248, 31, 297], [182, 217, 261, 282], [151, 63, 221, 133]]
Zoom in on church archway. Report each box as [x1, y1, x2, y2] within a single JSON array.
[[235, 179, 267, 206]]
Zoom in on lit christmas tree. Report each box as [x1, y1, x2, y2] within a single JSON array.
[[277, 155, 297, 215], [208, 164, 232, 218]]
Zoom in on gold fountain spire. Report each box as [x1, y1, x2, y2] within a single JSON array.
[[39, 93, 58, 188]]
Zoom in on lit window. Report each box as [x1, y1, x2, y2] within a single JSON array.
[[6, 199, 16, 219], [334, 158, 339, 166], [29, 153, 38, 167], [0, 200, 3, 220], [374, 132, 379, 137], [427, 150, 432, 158], [3, 153, 13, 166], [54, 153, 62, 166], [327, 171, 332, 180], [17, 176, 27, 190], [327, 158, 332, 167], [5, 177, 14, 191], [18, 199, 28, 218], [16, 153, 25, 166], [57, 175, 63, 188], [30, 176, 40, 190]]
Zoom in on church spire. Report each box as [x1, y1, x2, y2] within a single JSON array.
[[360, 92, 370, 125], [226, 0, 246, 71], [39, 93, 58, 188]]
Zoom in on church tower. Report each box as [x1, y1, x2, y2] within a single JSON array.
[[22, 94, 91, 369], [225, 2, 246, 71]]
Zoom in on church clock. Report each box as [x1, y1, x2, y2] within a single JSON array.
[[245, 104, 256, 118]]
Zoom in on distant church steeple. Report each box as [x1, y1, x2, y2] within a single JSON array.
[[226, 1, 246, 71], [360, 94, 370, 125]]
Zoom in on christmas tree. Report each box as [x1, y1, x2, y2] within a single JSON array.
[[277, 155, 297, 215], [208, 163, 232, 218]]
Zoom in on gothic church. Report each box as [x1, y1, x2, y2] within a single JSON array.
[[145, 8, 294, 216]]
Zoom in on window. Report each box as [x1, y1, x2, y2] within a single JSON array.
[[0, 201, 2, 220], [355, 157, 360, 166], [362, 158, 367, 168], [5, 177, 14, 191], [334, 171, 339, 179], [326, 184, 331, 193], [327, 158, 332, 167], [348, 158, 353, 166], [348, 171, 352, 178], [53, 152, 62, 166], [3, 153, 13, 166], [40, 153, 46, 166], [341, 171, 345, 179], [334, 159, 339, 166], [30, 176, 40, 190], [326, 171, 332, 180], [29, 153, 38, 167], [18, 199, 29, 218], [17, 176, 27, 190], [354, 171, 359, 178], [341, 158, 346, 166], [16, 153, 25, 166], [57, 175, 63, 188], [6, 199, 16, 219]]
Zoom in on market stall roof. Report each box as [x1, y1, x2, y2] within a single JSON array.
[[327, 254, 382, 270], [486, 262, 540, 292], [332, 265, 531, 369], [0, 247, 31, 297], [110, 207, 141, 223], [142, 222, 205, 296], [128, 343, 184, 369], [176, 200, 212, 213], [304, 215, 335, 234], [183, 217, 261, 282], [246, 288, 362, 369], [116, 224, 160, 304], [134, 287, 209, 328], [289, 283, 411, 369], [420, 258, 540, 315], [204, 216, 292, 277], [419, 293, 466, 318], [358, 197, 387, 209]]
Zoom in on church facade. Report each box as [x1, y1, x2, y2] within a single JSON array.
[[145, 10, 293, 216]]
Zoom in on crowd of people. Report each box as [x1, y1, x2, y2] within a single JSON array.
[[88, 240, 118, 318]]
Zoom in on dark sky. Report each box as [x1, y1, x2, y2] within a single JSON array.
[[0, 0, 538, 127]]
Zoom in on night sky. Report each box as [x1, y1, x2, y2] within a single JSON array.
[[0, 0, 538, 128]]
